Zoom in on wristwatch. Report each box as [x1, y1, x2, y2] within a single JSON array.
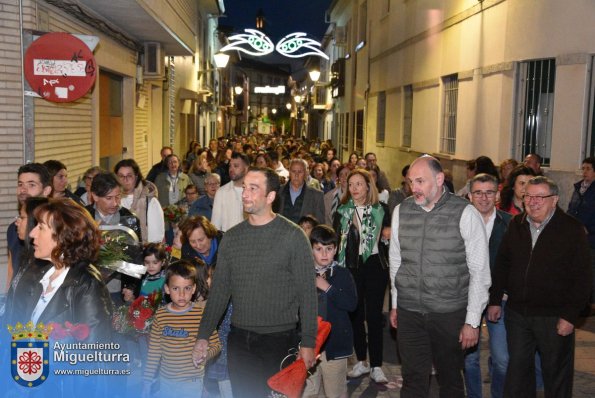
[[466, 323, 479, 329]]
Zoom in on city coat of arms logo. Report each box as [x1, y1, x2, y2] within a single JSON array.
[[8, 321, 52, 388]]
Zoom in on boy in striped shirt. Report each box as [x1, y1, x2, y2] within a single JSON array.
[[143, 260, 220, 398]]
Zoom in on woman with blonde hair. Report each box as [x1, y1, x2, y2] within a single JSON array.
[[333, 169, 391, 383], [189, 152, 211, 196]]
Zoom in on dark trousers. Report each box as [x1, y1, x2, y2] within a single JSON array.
[[397, 307, 466, 398], [349, 254, 388, 367], [504, 308, 575, 398], [227, 326, 298, 398]]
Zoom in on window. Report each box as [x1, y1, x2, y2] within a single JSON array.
[[376, 91, 386, 143], [342, 112, 349, 150], [515, 59, 555, 165], [589, 57, 595, 156], [356, 109, 364, 152], [440, 74, 458, 154], [402, 85, 413, 147]]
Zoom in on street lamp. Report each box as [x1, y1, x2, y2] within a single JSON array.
[[234, 85, 243, 95], [286, 102, 292, 110], [309, 69, 321, 82], [271, 108, 277, 115], [197, 52, 230, 78], [213, 52, 230, 68], [294, 94, 302, 104]]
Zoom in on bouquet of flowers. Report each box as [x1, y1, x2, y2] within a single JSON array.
[[112, 290, 162, 335], [97, 230, 146, 279], [97, 233, 132, 266], [49, 321, 90, 341], [163, 204, 187, 224]]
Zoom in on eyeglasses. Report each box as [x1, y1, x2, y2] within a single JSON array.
[[522, 194, 555, 203], [117, 174, 136, 180], [471, 190, 497, 198]]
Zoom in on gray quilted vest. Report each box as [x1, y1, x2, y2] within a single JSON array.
[[396, 191, 469, 313]]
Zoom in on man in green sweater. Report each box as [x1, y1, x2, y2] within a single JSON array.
[[192, 167, 318, 397]]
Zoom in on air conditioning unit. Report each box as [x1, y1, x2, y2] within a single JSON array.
[[143, 42, 164, 77]]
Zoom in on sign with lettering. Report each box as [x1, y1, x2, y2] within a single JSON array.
[[254, 85, 286, 95], [24, 32, 97, 103]]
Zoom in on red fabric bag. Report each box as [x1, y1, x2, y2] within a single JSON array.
[[267, 317, 332, 398]]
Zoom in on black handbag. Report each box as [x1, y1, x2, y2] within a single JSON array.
[[345, 222, 361, 269], [377, 239, 389, 270]]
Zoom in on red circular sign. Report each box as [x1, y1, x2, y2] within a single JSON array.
[[24, 32, 96, 103]]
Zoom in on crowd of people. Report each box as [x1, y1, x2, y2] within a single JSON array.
[[2, 133, 594, 398]]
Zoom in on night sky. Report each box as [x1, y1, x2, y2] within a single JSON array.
[[220, 0, 332, 43]]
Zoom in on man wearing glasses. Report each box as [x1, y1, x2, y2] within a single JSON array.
[[488, 176, 592, 397], [465, 173, 512, 398], [189, 173, 221, 220]]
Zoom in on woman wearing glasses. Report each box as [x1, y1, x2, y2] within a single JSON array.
[[115, 158, 165, 243]]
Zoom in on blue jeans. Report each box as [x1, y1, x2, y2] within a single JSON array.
[[487, 302, 508, 398], [464, 335, 482, 398]]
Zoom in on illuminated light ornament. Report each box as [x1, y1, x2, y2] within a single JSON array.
[[220, 30, 329, 60], [276, 32, 329, 60], [220, 29, 274, 57]]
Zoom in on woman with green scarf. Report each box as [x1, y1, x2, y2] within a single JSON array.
[[333, 169, 391, 383]]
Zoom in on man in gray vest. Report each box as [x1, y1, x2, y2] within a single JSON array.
[[389, 155, 491, 397]]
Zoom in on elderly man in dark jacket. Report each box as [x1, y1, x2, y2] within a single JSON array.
[[277, 158, 325, 224], [488, 176, 592, 398]]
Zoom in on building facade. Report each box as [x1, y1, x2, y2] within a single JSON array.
[[327, 0, 595, 203], [0, 0, 225, 289]]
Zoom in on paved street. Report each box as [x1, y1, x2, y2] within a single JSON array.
[[345, 313, 595, 397]]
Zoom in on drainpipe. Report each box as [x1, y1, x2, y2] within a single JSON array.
[[19, 0, 25, 163]]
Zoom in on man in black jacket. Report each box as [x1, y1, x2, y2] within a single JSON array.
[[277, 158, 325, 225], [146, 145, 173, 182], [488, 176, 592, 398], [465, 173, 512, 398], [567, 156, 595, 306]]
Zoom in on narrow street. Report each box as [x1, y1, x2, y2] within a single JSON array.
[[345, 313, 595, 397]]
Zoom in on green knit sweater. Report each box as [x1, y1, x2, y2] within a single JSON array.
[[197, 215, 318, 347]]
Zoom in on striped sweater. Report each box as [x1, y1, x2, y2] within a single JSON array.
[[143, 302, 220, 382]]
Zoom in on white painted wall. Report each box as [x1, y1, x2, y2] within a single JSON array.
[[328, 0, 595, 195]]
